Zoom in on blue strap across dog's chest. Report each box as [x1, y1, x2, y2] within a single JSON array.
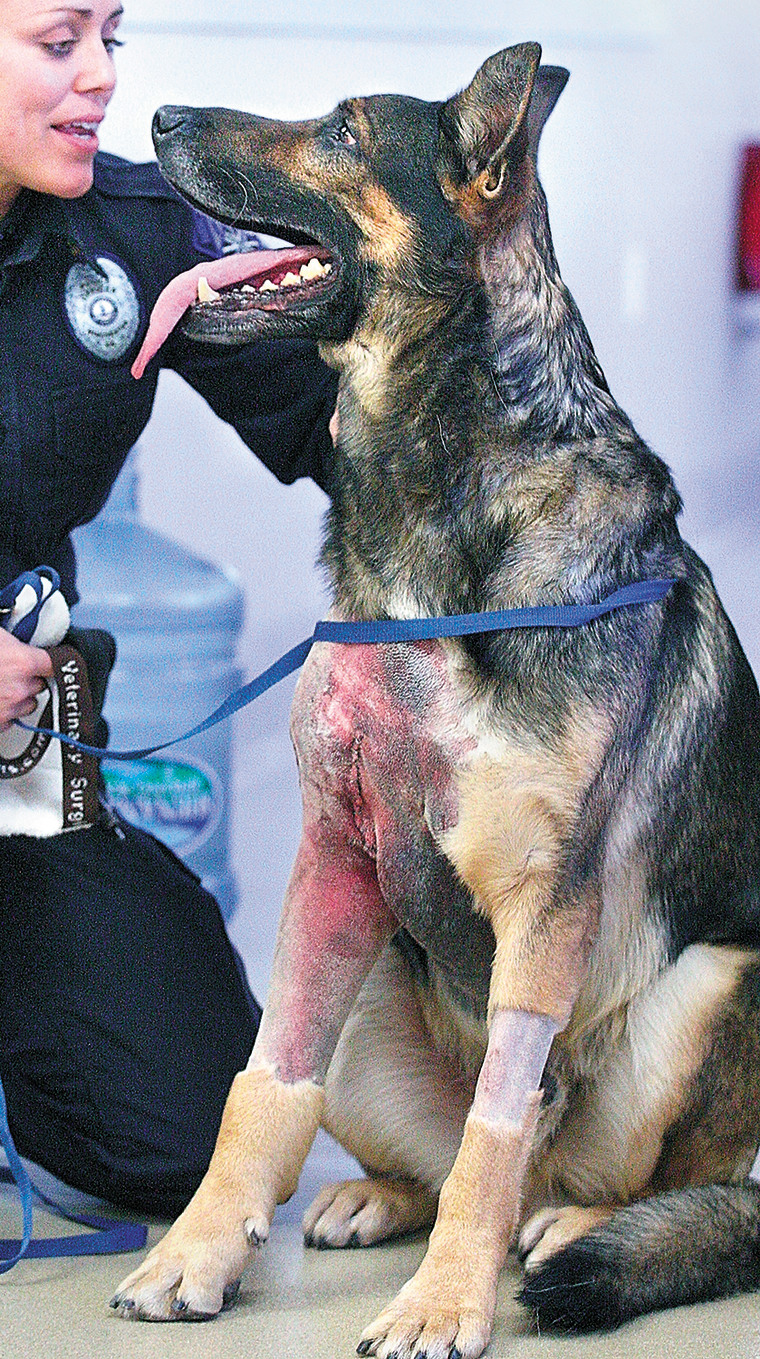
[[17, 577, 676, 762]]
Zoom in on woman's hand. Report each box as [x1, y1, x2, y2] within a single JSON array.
[[0, 628, 53, 731]]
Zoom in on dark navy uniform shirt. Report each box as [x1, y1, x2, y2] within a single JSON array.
[[0, 152, 338, 602]]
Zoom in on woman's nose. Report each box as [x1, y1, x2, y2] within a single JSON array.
[[73, 36, 117, 99]]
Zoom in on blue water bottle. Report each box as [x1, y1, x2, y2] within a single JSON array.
[[71, 448, 243, 920]]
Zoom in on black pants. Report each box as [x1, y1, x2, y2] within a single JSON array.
[[0, 817, 261, 1218]]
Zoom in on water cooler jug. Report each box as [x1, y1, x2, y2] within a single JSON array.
[[71, 448, 243, 920]]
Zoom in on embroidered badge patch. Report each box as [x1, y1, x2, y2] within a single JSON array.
[[64, 256, 140, 361], [190, 209, 263, 258]]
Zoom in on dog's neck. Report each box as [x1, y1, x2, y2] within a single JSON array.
[[479, 190, 635, 444], [326, 191, 637, 454]]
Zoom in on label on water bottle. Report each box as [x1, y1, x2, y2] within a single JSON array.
[[101, 756, 222, 854]]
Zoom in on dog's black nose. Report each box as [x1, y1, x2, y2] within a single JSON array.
[[152, 105, 190, 139]]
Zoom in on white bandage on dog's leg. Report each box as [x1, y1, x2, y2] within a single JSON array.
[[470, 1009, 558, 1126], [425, 1011, 559, 1275]]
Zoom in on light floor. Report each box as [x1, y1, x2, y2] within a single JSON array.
[[3, 1131, 760, 1359]]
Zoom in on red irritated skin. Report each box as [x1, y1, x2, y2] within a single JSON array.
[[250, 638, 495, 1086]]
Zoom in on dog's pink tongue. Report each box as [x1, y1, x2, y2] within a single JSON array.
[[131, 247, 306, 379]]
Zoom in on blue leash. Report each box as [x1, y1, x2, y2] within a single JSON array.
[[1, 572, 675, 1268], [0, 1079, 147, 1272], [16, 577, 676, 761]]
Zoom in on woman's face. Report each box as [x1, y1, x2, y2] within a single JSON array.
[[0, 2, 123, 216]]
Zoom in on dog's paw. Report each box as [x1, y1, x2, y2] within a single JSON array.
[[303, 1177, 436, 1249], [109, 1198, 257, 1322], [518, 1204, 614, 1272], [356, 1253, 496, 1359], [357, 1294, 492, 1359]]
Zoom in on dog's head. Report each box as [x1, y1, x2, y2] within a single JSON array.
[[150, 43, 567, 351]]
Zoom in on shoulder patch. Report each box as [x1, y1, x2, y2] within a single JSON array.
[[190, 210, 263, 259]]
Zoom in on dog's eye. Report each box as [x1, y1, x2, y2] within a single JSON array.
[[337, 123, 357, 147]]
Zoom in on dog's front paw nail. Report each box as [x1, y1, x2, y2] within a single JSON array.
[[109, 1293, 135, 1314], [222, 1279, 242, 1308], [245, 1214, 269, 1246], [171, 1298, 188, 1314]]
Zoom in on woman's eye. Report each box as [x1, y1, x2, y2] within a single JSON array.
[[104, 37, 124, 54], [338, 124, 357, 147], [43, 40, 75, 58]]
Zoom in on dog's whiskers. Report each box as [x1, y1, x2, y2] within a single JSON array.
[[217, 166, 259, 228]]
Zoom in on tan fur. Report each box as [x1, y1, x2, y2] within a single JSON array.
[[570, 803, 670, 1042], [354, 183, 417, 267], [358, 1098, 542, 1358], [417, 968, 488, 1082], [537, 945, 750, 1207], [321, 286, 452, 423], [520, 1204, 615, 1270], [303, 1176, 437, 1248], [312, 937, 760, 1281], [283, 133, 416, 271], [322, 944, 474, 1192], [112, 1067, 323, 1319], [442, 713, 610, 1024], [320, 328, 397, 421]]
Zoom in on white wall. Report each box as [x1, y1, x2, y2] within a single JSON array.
[[97, 0, 760, 995]]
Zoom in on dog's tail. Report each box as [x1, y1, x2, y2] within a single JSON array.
[[518, 1181, 760, 1331]]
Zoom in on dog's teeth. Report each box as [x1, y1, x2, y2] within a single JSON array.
[[281, 271, 301, 288], [300, 257, 328, 281], [241, 284, 256, 293], [259, 279, 278, 293], [324, 263, 332, 274], [197, 276, 221, 303]]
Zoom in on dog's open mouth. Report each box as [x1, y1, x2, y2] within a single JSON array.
[[132, 238, 341, 378], [195, 243, 337, 314]]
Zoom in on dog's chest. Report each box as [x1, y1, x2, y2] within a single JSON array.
[[291, 639, 495, 1005]]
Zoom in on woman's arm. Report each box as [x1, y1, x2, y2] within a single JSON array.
[[164, 334, 339, 494]]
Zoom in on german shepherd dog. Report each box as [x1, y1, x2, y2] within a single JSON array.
[[113, 43, 760, 1352]]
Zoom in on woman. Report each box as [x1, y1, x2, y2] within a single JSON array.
[[0, 0, 337, 1214]]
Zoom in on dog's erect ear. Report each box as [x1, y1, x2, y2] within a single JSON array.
[[524, 65, 569, 158], [439, 42, 541, 201]]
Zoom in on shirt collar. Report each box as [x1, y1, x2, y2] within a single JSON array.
[[0, 189, 96, 274]]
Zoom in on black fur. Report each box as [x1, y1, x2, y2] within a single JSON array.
[[519, 1183, 760, 1331]]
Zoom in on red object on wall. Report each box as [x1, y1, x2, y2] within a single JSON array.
[[737, 144, 760, 291]]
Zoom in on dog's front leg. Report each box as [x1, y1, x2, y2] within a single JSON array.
[[359, 776, 595, 1359], [111, 784, 397, 1322]]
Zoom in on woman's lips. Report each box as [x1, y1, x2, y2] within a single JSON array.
[[52, 120, 101, 153]]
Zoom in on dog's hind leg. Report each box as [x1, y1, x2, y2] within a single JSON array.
[[518, 944, 760, 1331], [303, 944, 475, 1248]]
